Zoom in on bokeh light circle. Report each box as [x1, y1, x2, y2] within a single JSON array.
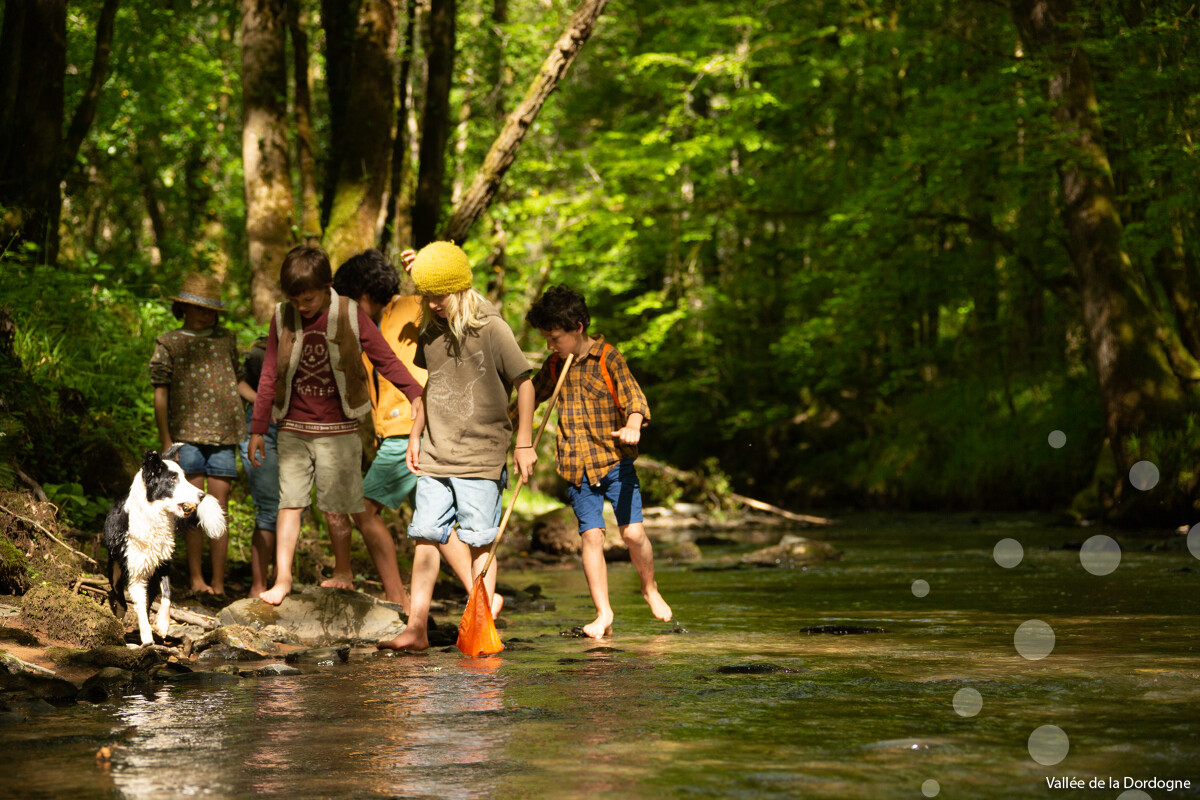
[[911, 579, 930, 598], [1128, 460, 1160, 491], [921, 779, 940, 797], [1079, 534, 1121, 576], [952, 687, 982, 717], [993, 538, 1024, 568], [1027, 724, 1069, 765], [1047, 430, 1066, 449], [1014, 619, 1055, 660], [1187, 523, 1200, 560]]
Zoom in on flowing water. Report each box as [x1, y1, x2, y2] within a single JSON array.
[[2, 514, 1199, 799]]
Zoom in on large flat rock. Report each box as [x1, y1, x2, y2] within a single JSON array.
[[217, 587, 406, 646]]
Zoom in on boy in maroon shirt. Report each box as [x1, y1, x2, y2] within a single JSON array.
[[248, 246, 422, 606]]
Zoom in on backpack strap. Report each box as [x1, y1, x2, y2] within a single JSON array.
[[547, 344, 621, 413], [598, 343, 621, 414]]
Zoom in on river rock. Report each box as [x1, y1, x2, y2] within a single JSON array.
[[217, 587, 406, 646], [284, 645, 350, 665], [78, 667, 136, 701], [801, 624, 888, 635], [0, 651, 78, 701], [194, 625, 281, 660], [255, 663, 302, 676], [18, 584, 124, 648], [714, 662, 796, 675], [51, 644, 170, 673], [742, 534, 841, 566]]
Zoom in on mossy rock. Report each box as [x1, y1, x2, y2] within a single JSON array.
[[47, 644, 166, 673], [18, 584, 124, 648], [0, 536, 27, 594]]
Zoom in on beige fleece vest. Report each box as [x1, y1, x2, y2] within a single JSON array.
[[272, 289, 372, 421]]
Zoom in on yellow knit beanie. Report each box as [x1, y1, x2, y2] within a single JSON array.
[[410, 241, 473, 294]]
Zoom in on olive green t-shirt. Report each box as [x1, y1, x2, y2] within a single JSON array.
[[414, 300, 531, 480]]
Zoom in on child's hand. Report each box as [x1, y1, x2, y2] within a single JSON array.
[[513, 445, 537, 483], [611, 424, 641, 446], [405, 438, 421, 474], [248, 434, 265, 468], [400, 249, 417, 273]]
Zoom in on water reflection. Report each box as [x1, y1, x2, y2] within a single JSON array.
[[106, 656, 510, 800]]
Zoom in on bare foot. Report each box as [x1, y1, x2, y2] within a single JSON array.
[[582, 609, 614, 639], [491, 593, 504, 619], [210, 583, 224, 596], [644, 588, 672, 622], [259, 580, 292, 606], [190, 580, 214, 594], [248, 585, 267, 598], [377, 628, 429, 651], [320, 574, 355, 591]]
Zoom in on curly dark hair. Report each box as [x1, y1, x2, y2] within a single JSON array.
[[526, 284, 590, 333], [333, 249, 399, 306]]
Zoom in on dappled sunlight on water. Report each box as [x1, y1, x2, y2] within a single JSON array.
[[2, 516, 1198, 798]]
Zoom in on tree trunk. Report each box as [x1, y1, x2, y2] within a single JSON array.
[[1011, 0, 1200, 519], [287, 0, 321, 244], [61, 0, 119, 179], [322, 0, 398, 268], [384, 0, 418, 256], [242, 0, 296, 321], [0, 0, 67, 265], [412, 0, 456, 248], [319, 0, 359, 230], [441, 0, 610, 245]]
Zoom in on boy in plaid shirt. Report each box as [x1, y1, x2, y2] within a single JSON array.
[[527, 285, 672, 638]]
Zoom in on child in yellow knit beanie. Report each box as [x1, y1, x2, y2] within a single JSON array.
[[379, 242, 536, 651]]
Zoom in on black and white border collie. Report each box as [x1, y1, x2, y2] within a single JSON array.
[[104, 446, 226, 645]]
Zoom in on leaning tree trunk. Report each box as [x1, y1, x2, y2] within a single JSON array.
[[441, 0, 610, 245], [322, 0, 398, 268], [242, 0, 296, 320], [1011, 0, 1200, 520], [411, 0, 456, 248], [0, 0, 67, 265]]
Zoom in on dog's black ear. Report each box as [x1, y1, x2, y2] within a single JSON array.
[[142, 449, 168, 481], [161, 443, 184, 461]]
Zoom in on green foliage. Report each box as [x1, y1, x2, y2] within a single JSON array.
[[41, 482, 110, 530], [4, 0, 1197, 519]]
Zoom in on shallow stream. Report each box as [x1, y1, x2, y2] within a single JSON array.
[[3, 515, 1198, 799]]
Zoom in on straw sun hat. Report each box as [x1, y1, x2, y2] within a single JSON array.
[[171, 273, 226, 311]]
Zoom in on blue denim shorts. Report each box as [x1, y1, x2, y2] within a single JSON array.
[[408, 472, 505, 548], [176, 442, 238, 479], [568, 460, 644, 533], [362, 436, 419, 510], [239, 421, 280, 531]]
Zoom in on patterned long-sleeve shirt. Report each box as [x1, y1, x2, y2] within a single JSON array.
[[530, 335, 650, 486]]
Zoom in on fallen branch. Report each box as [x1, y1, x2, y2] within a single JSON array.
[[0, 500, 100, 566], [149, 601, 217, 630], [638, 458, 834, 526]]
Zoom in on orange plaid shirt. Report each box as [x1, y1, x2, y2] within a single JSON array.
[[531, 335, 650, 486]]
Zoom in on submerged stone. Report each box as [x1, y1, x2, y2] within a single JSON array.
[[714, 663, 795, 675], [284, 645, 350, 665], [742, 535, 841, 567], [800, 625, 888, 635]]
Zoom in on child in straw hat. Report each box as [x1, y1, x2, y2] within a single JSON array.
[[378, 242, 536, 651], [149, 272, 243, 595]]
